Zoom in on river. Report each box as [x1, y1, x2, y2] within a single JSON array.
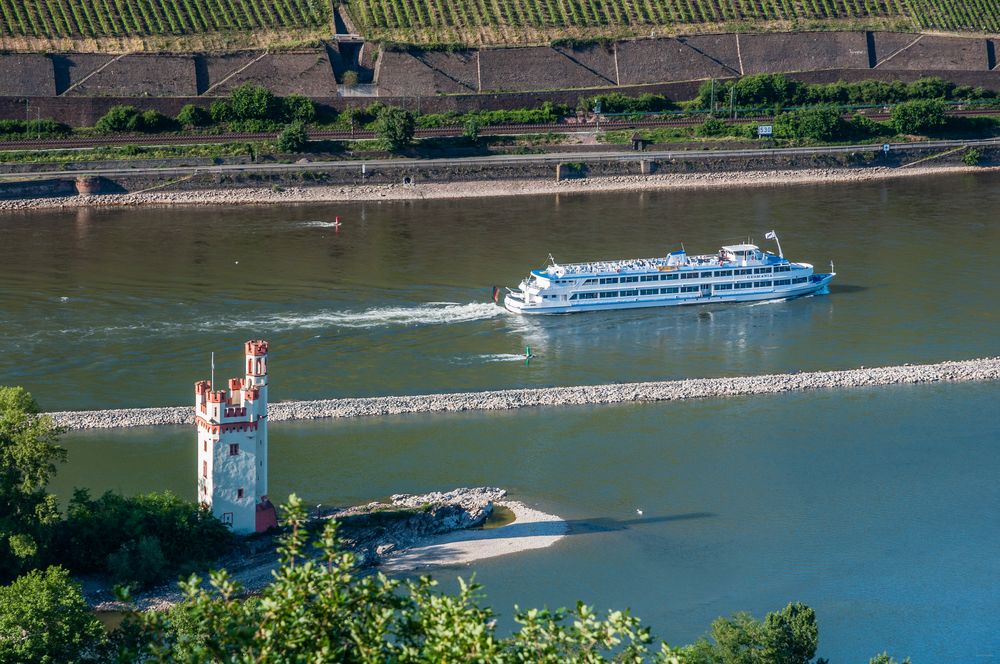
[[4, 171, 1000, 660]]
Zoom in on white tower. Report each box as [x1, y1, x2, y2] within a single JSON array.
[[196, 340, 276, 534]]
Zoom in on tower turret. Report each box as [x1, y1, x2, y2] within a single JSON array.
[[196, 341, 276, 534]]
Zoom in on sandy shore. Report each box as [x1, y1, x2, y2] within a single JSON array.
[[89, 496, 564, 612], [380, 500, 567, 573], [3, 165, 997, 211]]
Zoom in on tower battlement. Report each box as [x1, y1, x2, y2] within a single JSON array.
[[196, 340, 275, 534]]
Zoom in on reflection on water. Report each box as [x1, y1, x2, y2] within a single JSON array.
[[49, 382, 1000, 662], [1, 172, 999, 410]]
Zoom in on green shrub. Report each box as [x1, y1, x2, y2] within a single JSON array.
[[775, 107, 845, 142], [176, 104, 211, 127], [282, 94, 316, 123], [209, 100, 234, 124], [696, 116, 729, 137], [847, 113, 893, 140], [374, 106, 415, 151], [95, 105, 142, 133], [277, 122, 308, 152], [890, 99, 947, 134], [341, 70, 359, 87], [0, 566, 105, 662], [107, 535, 167, 587], [581, 92, 675, 114], [230, 83, 279, 121], [138, 109, 176, 132], [0, 118, 71, 140], [962, 148, 983, 166], [54, 489, 232, 588]]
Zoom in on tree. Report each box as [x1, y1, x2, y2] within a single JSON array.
[[869, 652, 912, 664], [229, 84, 278, 121], [374, 106, 415, 152], [94, 105, 142, 133], [176, 104, 212, 127], [131, 495, 672, 662], [775, 107, 844, 142], [341, 69, 359, 87], [462, 116, 480, 142], [281, 94, 316, 124], [276, 122, 308, 153], [683, 602, 819, 664], [0, 387, 65, 581], [890, 99, 947, 135], [0, 566, 106, 663]]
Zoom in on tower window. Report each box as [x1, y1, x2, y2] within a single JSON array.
[[229, 443, 239, 456], [203, 440, 207, 452], [237, 488, 244, 499], [202, 461, 207, 478]]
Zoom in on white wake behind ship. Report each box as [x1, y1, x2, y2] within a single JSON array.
[[503, 232, 834, 315]]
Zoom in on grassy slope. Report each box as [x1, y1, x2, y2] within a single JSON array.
[[346, 0, 1000, 44]]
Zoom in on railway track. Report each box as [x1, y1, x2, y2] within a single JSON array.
[[1, 108, 996, 151]]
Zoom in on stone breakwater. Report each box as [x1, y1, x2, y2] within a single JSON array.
[[2, 165, 996, 212], [51, 357, 1000, 431]]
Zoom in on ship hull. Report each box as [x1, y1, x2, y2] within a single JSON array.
[[504, 273, 834, 315]]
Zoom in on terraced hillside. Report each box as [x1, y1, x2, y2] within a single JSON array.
[[347, 0, 1000, 44], [0, 0, 331, 40]]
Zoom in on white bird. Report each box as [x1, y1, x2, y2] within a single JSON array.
[[234, 261, 239, 264], [635, 508, 643, 516]]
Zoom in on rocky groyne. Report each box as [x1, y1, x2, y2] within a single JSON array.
[[52, 357, 1000, 430]]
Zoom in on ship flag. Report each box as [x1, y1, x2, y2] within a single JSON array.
[[765, 230, 777, 239]]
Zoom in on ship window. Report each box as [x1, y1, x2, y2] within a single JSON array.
[[599, 277, 619, 284], [681, 285, 699, 292], [661, 287, 679, 294], [774, 279, 791, 286], [569, 294, 578, 300], [622, 276, 638, 283], [700, 271, 713, 278], [620, 289, 638, 297], [754, 267, 773, 274], [714, 283, 733, 290], [600, 291, 618, 298], [754, 280, 773, 287], [736, 268, 752, 275], [664, 273, 679, 280], [735, 282, 754, 289], [775, 265, 791, 273], [640, 288, 658, 295], [579, 292, 597, 299], [792, 277, 808, 284], [583, 278, 598, 285], [681, 272, 698, 280], [640, 275, 657, 282], [714, 270, 733, 277]]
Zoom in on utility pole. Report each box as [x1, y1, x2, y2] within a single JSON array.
[[710, 79, 716, 115], [730, 86, 736, 120]]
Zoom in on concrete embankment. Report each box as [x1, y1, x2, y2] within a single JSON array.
[[50, 357, 1000, 431]]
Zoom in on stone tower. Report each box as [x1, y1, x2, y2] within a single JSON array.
[[195, 340, 277, 534]]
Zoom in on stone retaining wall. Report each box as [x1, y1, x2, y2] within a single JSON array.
[[49, 357, 1000, 430]]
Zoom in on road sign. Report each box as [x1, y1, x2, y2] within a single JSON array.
[[757, 125, 773, 137], [594, 101, 602, 114], [882, 143, 891, 154]]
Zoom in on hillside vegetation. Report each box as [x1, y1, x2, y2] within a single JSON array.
[[347, 0, 1000, 44], [0, 0, 330, 49]]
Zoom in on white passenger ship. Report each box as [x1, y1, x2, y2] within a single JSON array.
[[503, 232, 834, 315]]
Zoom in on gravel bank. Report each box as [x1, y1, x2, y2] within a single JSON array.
[[2, 165, 996, 211], [51, 357, 1000, 430]]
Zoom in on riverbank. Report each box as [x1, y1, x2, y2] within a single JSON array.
[[50, 357, 1000, 430], [2, 164, 998, 211], [87, 487, 564, 612]]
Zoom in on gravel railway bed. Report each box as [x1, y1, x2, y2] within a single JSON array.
[[50, 357, 1000, 430]]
